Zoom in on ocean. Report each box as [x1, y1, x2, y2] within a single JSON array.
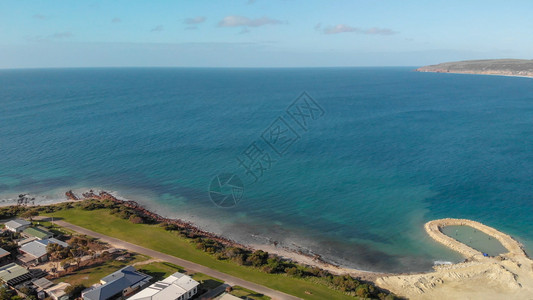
[[1, 67, 532, 273]]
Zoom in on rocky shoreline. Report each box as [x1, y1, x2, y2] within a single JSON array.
[[64, 189, 337, 269]]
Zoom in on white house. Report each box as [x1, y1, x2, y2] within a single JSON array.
[[127, 272, 199, 300], [4, 219, 31, 233]]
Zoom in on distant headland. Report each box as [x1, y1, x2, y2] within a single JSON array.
[[416, 59, 533, 78]]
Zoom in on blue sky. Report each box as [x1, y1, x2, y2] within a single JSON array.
[[1, 0, 532, 68]]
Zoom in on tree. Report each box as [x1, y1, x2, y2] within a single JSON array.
[[20, 209, 39, 220], [247, 250, 268, 267], [0, 287, 15, 299], [64, 284, 86, 298]]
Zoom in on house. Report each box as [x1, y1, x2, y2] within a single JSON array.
[[0, 247, 10, 259], [18, 236, 38, 246], [0, 247, 11, 266], [18, 238, 69, 266], [82, 266, 152, 300], [33, 277, 55, 291], [22, 226, 54, 240], [4, 219, 31, 233], [0, 263, 32, 286], [127, 272, 199, 300], [215, 293, 242, 300], [45, 281, 71, 300]]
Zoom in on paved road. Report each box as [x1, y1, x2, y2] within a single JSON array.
[[38, 217, 301, 300]]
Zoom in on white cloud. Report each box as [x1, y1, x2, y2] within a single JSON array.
[[365, 27, 397, 35], [218, 16, 282, 28], [184, 16, 206, 25], [323, 24, 398, 35]]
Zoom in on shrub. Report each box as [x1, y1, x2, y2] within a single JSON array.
[[285, 267, 304, 278], [247, 250, 268, 267], [129, 215, 144, 224], [65, 284, 86, 298]]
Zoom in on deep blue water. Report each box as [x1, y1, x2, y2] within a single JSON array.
[[1, 67, 532, 272]]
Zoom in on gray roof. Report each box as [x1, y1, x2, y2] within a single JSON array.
[[33, 277, 54, 289], [0, 247, 10, 258], [5, 219, 31, 229], [48, 238, 69, 248], [0, 263, 31, 285], [20, 241, 48, 258], [83, 266, 151, 300], [20, 239, 68, 259]]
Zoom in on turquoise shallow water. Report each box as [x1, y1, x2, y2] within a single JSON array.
[[1, 67, 532, 272], [441, 225, 507, 256]]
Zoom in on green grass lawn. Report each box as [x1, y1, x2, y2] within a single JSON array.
[[46, 208, 356, 300], [54, 253, 149, 286], [190, 272, 224, 290], [136, 261, 185, 281], [230, 285, 272, 300]]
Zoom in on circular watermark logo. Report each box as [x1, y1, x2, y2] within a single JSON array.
[[208, 173, 244, 208]]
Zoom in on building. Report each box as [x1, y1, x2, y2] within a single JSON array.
[[128, 272, 199, 300], [216, 293, 242, 300], [0, 263, 31, 286], [18, 238, 69, 266], [22, 226, 54, 240], [0, 247, 11, 266], [4, 219, 31, 233], [45, 282, 71, 300], [82, 266, 152, 300], [0, 247, 10, 259], [33, 277, 55, 292]]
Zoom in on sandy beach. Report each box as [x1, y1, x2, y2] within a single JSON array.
[[376, 219, 533, 299]]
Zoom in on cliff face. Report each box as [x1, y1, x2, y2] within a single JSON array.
[[416, 59, 533, 77]]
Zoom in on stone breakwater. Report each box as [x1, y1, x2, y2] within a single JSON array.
[[424, 218, 528, 259], [376, 220, 533, 299]]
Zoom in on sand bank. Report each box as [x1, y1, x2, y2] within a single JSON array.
[[376, 219, 533, 299]]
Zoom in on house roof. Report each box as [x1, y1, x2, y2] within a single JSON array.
[[33, 277, 54, 289], [48, 238, 69, 248], [0, 263, 31, 285], [128, 272, 199, 300], [0, 247, 10, 258], [20, 240, 48, 258], [45, 282, 71, 299], [216, 293, 242, 300], [83, 266, 151, 300], [23, 227, 53, 239], [4, 219, 31, 229], [18, 236, 38, 246], [20, 239, 66, 259]]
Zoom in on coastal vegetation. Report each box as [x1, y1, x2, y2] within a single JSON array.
[[416, 59, 533, 77], [0, 198, 400, 300]]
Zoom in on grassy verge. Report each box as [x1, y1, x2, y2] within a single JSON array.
[[136, 261, 185, 280], [230, 285, 271, 300], [46, 208, 358, 300], [53, 253, 149, 286]]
